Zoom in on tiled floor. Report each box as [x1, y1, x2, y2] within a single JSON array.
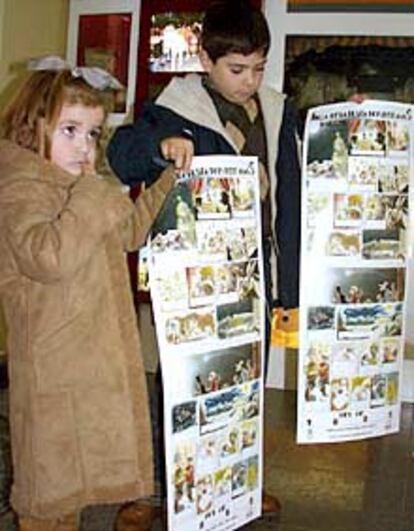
[[259, 390, 414, 531], [1, 384, 413, 530]]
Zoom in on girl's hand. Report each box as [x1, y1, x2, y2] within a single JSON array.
[[81, 160, 97, 177]]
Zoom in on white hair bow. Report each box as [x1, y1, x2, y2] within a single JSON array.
[[27, 55, 124, 91]]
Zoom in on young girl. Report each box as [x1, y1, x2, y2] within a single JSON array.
[[0, 59, 174, 530]]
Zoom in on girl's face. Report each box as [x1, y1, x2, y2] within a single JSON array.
[[50, 103, 105, 176]]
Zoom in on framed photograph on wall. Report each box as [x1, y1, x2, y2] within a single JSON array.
[[67, 0, 140, 126], [76, 13, 132, 113], [135, 0, 262, 114]]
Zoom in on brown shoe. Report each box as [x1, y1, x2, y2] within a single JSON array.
[[262, 491, 281, 516], [114, 501, 154, 531]]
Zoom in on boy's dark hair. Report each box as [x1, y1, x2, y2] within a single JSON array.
[[201, 0, 270, 62]]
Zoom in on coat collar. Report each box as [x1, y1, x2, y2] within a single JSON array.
[[0, 140, 79, 189], [156, 74, 237, 147], [156, 74, 286, 162]]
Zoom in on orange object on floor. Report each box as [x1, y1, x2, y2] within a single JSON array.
[[262, 490, 282, 516], [114, 501, 155, 531], [271, 307, 299, 348]]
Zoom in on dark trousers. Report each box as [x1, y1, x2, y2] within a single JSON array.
[[0, 363, 18, 530], [262, 236, 274, 379], [148, 364, 166, 498]]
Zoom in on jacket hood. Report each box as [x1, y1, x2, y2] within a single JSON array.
[[155, 74, 286, 161], [156, 74, 225, 137]]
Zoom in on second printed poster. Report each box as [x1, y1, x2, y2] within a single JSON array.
[[148, 156, 265, 530], [298, 100, 413, 443]]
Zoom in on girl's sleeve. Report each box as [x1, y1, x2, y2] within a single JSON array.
[[120, 165, 175, 252], [4, 175, 134, 283]]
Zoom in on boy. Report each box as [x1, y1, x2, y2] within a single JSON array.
[[108, 0, 301, 522], [108, 0, 300, 321]]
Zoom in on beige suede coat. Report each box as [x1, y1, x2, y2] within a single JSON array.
[[0, 140, 174, 518]]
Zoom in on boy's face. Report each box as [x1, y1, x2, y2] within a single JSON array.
[[200, 50, 266, 104], [50, 103, 104, 176]]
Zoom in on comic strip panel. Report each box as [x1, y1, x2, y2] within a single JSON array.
[[152, 265, 189, 311], [362, 228, 405, 261], [199, 381, 261, 436], [167, 342, 261, 399], [303, 342, 331, 404], [307, 192, 331, 228], [378, 159, 409, 193], [230, 176, 256, 217], [337, 303, 403, 341], [347, 156, 379, 191], [386, 121, 410, 156], [190, 175, 257, 220], [307, 306, 336, 331], [217, 297, 261, 340], [348, 119, 386, 156], [163, 307, 217, 346], [151, 183, 197, 254], [306, 121, 349, 188], [187, 259, 260, 308], [364, 194, 408, 231], [191, 177, 232, 220], [307, 266, 405, 306], [172, 401, 198, 435], [333, 193, 364, 228], [172, 439, 197, 515]]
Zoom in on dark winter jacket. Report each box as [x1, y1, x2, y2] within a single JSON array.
[[107, 74, 301, 308]]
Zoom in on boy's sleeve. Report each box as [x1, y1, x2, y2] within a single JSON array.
[[107, 102, 194, 188], [275, 101, 302, 310], [4, 175, 134, 283], [121, 165, 175, 252]]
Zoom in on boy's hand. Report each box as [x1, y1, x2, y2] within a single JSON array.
[[160, 137, 194, 172]]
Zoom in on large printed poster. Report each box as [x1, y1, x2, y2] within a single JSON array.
[[148, 156, 265, 530], [297, 100, 413, 443]]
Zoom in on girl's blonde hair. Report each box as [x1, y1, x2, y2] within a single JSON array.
[[1, 70, 111, 157]]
